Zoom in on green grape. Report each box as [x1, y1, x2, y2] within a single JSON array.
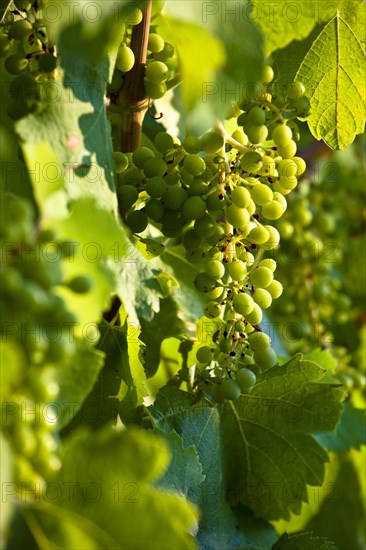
[[183, 135, 201, 154], [5, 54, 28, 74], [67, 276, 93, 293], [8, 19, 33, 40], [38, 53, 57, 73], [153, 42, 174, 61], [263, 225, 280, 249], [207, 190, 226, 211], [107, 70, 123, 93], [154, 132, 174, 154], [165, 172, 180, 186], [259, 155, 276, 177], [253, 288, 272, 309], [117, 185, 138, 209], [163, 187, 187, 211], [240, 151, 262, 173], [113, 152, 129, 173], [210, 383, 226, 403], [183, 154, 206, 176], [194, 273, 217, 293], [248, 105, 266, 125], [246, 124, 268, 144], [205, 260, 225, 280], [144, 80, 167, 99], [228, 260, 247, 281], [266, 279, 283, 299], [116, 45, 135, 72], [6, 99, 31, 120], [247, 331, 271, 350], [196, 345, 213, 364], [279, 176, 298, 191], [232, 128, 248, 146], [233, 293, 254, 316], [148, 33, 164, 53], [262, 200, 285, 220], [276, 219, 294, 239], [144, 198, 164, 221], [145, 60, 169, 83], [247, 225, 270, 244], [277, 140, 297, 158], [292, 156, 306, 175], [250, 266, 273, 288], [245, 303, 263, 324], [293, 97, 310, 117], [124, 6, 143, 25], [287, 81, 306, 100], [9, 72, 37, 100], [250, 183, 273, 206], [259, 258, 277, 271], [143, 157, 167, 177], [225, 204, 250, 230], [272, 124, 292, 146], [188, 180, 208, 196], [126, 210, 148, 233], [221, 378, 241, 400], [146, 176, 167, 198], [272, 192, 287, 209], [0, 33, 12, 57], [277, 159, 298, 178], [254, 346, 277, 369], [132, 146, 154, 168], [262, 65, 274, 84], [203, 301, 222, 319], [231, 186, 251, 208], [200, 131, 224, 154], [182, 196, 206, 220], [236, 368, 256, 392], [194, 213, 216, 237]]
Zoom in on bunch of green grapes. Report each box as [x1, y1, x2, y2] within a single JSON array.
[[114, 67, 311, 402], [1, 193, 94, 487], [1, 0, 57, 120], [269, 150, 366, 394]]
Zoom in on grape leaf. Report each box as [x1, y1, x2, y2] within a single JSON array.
[[304, 452, 365, 550], [56, 343, 105, 430], [315, 401, 366, 452], [140, 296, 187, 377], [272, 531, 338, 549], [255, 1, 318, 56], [159, 3, 263, 133], [149, 387, 276, 550], [56, 428, 198, 550], [221, 354, 344, 520], [154, 429, 205, 498], [297, 13, 366, 149]]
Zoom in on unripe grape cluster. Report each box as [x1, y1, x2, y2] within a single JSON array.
[[269, 159, 365, 394], [1, 1, 57, 120], [114, 67, 310, 403], [0, 194, 96, 487]]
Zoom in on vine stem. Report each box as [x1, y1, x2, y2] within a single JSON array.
[[103, 1, 152, 324], [118, 0, 152, 152]]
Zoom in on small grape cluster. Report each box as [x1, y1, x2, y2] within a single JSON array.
[[1, 194, 93, 486], [114, 66, 310, 403], [108, 12, 178, 101], [1, 0, 57, 120], [270, 164, 366, 394]]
